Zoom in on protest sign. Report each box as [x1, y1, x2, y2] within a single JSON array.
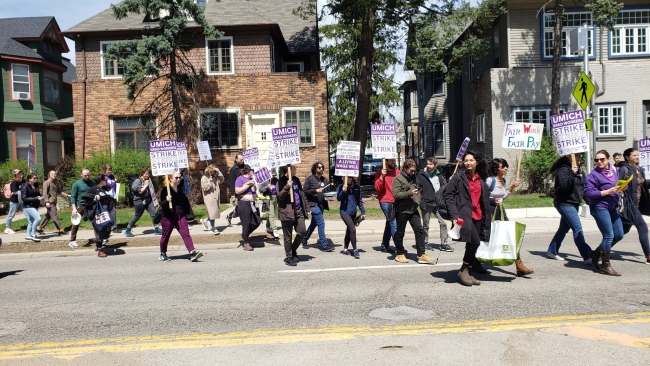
[[27, 145, 36, 171], [197, 141, 212, 161], [149, 140, 179, 176], [639, 137, 650, 179], [370, 123, 397, 159], [254, 167, 272, 184], [551, 110, 589, 156], [176, 142, 189, 169], [271, 126, 301, 166], [335, 140, 361, 177], [502, 122, 544, 150], [456, 137, 470, 161], [242, 148, 262, 170], [267, 145, 277, 168]]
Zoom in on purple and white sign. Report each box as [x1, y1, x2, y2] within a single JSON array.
[[335, 140, 361, 177], [148, 140, 179, 176], [242, 147, 262, 170], [176, 142, 189, 169], [370, 123, 397, 159], [456, 137, 471, 161], [266, 145, 277, 168], [271, 126, 301, 166], [551, 110, 589, 156], [254, 167, 272, 184], [197, 141, 212, 161], [639, 137, 650, 179]]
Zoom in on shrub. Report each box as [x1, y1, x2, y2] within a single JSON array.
[[521, 135, 559, 193]]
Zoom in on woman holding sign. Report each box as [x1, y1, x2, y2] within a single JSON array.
[[585, 150, 624, 276], [235, 165, 261, 251], [277, 165, 310, 266]]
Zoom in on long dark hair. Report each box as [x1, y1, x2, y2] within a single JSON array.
[[623, 148, 637, 163], [490, 158, 509, 177], [461, 150, 488, 180], [311, 161, 324, 175], [549, 156, 570, 173]]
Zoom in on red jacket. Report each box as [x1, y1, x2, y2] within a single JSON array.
[[374, 169, 400, 203]]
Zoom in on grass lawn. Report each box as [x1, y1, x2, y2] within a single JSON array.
[[501, 193, 554, 209]]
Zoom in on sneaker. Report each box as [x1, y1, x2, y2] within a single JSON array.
[[440, 244, 454, 252], [25, 235, 41, 242], [341, 249, 352, 256], [272, 229, 280, 239], [546, 252, 565, 260], [201, 218, 210, 230], [124, 229, 134, 238], [190, 250, 204, 262], [302, 241, 309, 249], [159, 253, 171, 262], [68, 241, 78, 248], [266, 228, 274, 235], [284, 257, 297, 266], [395, 254, 409, 263], [154, 227, 163, 236], [212, 228, 220, 235], [58, 229, 65, 236], [425, 244, 436, 250], [321, 245, 335, 252], [101, 239, 108, 246], [646, 255, 650, 265], [226, 213, 232, 226], [4, 228, 15, 234], [36, 226, 44, 234], [97, 248, 107, 258], [353, 249, 360, 259], [242, 243, 254, 251], [418, 254, 437, 264]]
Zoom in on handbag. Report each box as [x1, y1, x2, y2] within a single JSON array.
[[185, 206, 195, 221], [476, 205, 525, 266], [94, 199, 114, 232], [153, 206, 163, 225]]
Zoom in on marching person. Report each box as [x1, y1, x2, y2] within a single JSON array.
[[374, 158, 399, 253], [235, 165, 261, 251], [125, 168, 162, 237], [277, 165, 310, 266], [158, 173, 203, 262], [585, 150, 624, 276], [337, 177, 365, 258], [392, 159, 436, 264], [82, 175, 115, 257], [200, 164, 224, 235], [616, 148, 650, 264], [485, 158, 533, 277], [103, 164, 119, 233], [444, 150, 490, 286], [69, 168, 95, 248], [259, 170, 280, 239], [20, 173, 43, 242], [416, 157, 452, 252], [4, 169, 25, 234], [226, 153, 245, 226], [302, 162, 333, 251], [38, 170, 69, 236], [546, 154, 595, 263]]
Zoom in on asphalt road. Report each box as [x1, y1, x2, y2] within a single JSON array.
[[0, 232, 649, 365]]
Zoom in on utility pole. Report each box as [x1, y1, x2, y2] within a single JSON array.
[[583, 23, 594, 174]]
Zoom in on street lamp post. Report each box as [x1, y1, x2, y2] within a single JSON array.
[[396, 141, 401, 167]]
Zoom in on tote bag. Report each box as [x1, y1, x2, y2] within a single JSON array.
[[476, 205, 526, 266], [94, 200, 114, 232]]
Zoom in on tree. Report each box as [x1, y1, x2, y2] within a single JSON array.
[[104, 0, 222, 143]]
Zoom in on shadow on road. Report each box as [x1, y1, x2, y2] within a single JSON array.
[[0, 270, 24, 279]]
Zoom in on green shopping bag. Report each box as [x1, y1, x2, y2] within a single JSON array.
[[476, 205, 525, 266], [117, 183, 126, 203]]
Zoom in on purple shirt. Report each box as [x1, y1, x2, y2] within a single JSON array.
[[235, 176, 255, 196], [292, 179, 302, 210], [584, 168, 620, 209]]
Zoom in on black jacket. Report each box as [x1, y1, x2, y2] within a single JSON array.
[[229, 163, 244, 197], [20, 182, 41, 209], [616, 161, 649, 224], [159, 186, 192, 219], [444, 170, 490, 243], [553, 163, 586, 206], [416, 169, 446, 209], [277, 176, 309, 221], [82, 186, 115, 220], [303, 174, 329, 210]]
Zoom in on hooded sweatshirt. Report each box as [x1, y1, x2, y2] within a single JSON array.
[[584, 164, 619, 209]]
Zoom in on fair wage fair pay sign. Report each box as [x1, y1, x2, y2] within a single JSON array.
[[502, 122, 543, 150], [551, 110, 589, 156]]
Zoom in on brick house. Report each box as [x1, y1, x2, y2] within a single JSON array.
[[0, 17, 75, 171], [62, 0, 328, 200]]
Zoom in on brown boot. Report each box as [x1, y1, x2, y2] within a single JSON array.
[[515, 259, 533, 277], [457, 264, 473, 286], [472, 258, 488, 274], [467, 270, 481, 285], [591, 247, 602, 269], [599, 251, 621, 276]]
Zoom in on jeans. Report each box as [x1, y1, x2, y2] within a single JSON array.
[[23, 207, 41, 237], [421, 206, 448, 245], [380, 202, 397, 248], [6, 201, 22, 227], [394, 210, 426, 256], [304, 205, 328, 248], [590, 206, 624, 252], [160, 212, 195, 253], [547, 205, 593, 260], [622, 206, 650, 257]]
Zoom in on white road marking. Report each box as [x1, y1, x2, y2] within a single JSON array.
[[278, 262, 463, 273]]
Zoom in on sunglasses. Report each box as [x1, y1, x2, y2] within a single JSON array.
[[173, 176, 181, 180], [594, 158, 608, 163], [317, 166, 324, 169]]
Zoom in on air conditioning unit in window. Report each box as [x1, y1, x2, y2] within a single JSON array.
[[13, 92, 30, 100]]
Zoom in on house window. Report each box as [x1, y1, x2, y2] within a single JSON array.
[[46, 129, 61, 166], [284, 62, 304, 72], [201, 111, 240, 148], [112, 116, 152, 150], [611, 9, 650, 57], [43, 69, 59, 104], [196, 0, 206, 10], [596, 105, 625, 136], [284, 108, 314, 145], [432, 122, 446, 158], [100, 41, 126, 78], [542, 11, 594, 59], [206, 37, 234, 74], [14, 127, 33, 161], [476, 114, 485, 143], [432, 72, 445, 96], [513, 107, 565, 134], [11, 64, 30, 100], [493, 23, 500, 67]]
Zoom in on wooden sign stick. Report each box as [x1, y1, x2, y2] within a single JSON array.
[[516, 149, 523, 183], [571, 154, 577, 169], [165, 176, 172, 209], [452, 161, 460, 175], [288, 166, 294, 203], [383, 158, 386, 170]]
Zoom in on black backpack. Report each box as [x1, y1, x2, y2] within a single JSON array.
[[127, 174, 140, 206]]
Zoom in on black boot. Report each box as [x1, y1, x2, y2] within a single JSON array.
[[591, 247, 602, 269]]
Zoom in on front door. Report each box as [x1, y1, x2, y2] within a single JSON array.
[[248, 112, 279, 163]]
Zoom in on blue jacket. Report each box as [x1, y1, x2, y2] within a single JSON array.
[[337, 183, 365, 216]]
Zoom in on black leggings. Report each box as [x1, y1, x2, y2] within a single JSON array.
[[281, 210, 306, 257], [462, 219, 482, 264], [238, 200, 261, 243], [340, 214, 357, 250]]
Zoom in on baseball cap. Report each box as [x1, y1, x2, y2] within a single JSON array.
[[13, 169, 21, 176]]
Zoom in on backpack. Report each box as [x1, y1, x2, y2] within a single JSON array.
[[3, 183, 11, 199], [488, 176, 505, 193], [435, 183, 452, 221], [127, 174, 140, 205]]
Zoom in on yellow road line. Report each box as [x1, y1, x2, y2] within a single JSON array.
[[1, 312, 649, 359], [542, 326, 650, 349]]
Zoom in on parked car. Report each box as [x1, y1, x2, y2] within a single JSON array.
[[360, 155, 383, 185]]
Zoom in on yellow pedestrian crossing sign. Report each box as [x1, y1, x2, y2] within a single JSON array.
[[572, 71, 595, 111]]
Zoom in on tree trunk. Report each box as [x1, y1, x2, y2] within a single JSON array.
[[352, 5, 375, 176], [550, 0, 564, 117], [169, 50, 184, 141]]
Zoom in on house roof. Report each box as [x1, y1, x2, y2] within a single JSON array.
[[0, 16, 70, 60], [64, 0, 317, 54]]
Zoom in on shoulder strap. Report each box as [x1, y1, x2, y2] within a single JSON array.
[[488, 176, 496, 192]]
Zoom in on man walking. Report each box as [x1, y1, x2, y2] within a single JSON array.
[[302, 162, 334, 251], [374, 158, 398, 253], [417, 157, 452, 252], [226, 153, 245, 226], [69, 168, 95, 248]]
